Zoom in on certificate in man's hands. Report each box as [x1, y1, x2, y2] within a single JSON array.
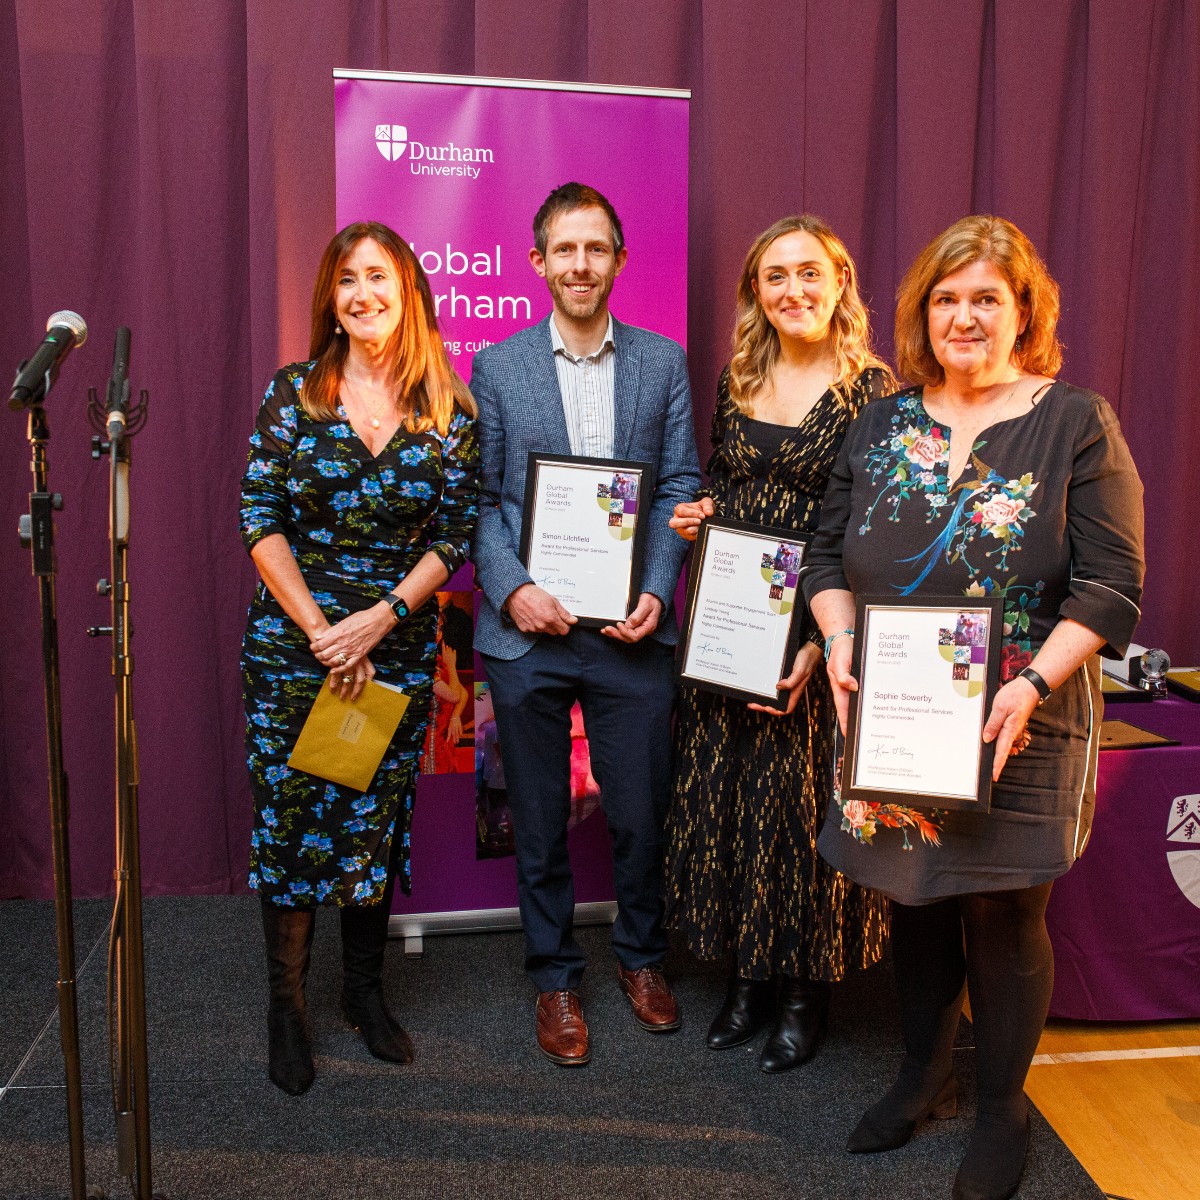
[[842, 596, 1004, 812], [518, 453, 656, 627]]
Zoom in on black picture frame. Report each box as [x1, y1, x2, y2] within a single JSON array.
[[841, 594, 1004, 813], [517, 451, 656, 629], [676, 516, 810, 706]]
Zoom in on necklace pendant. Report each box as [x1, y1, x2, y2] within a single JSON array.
[[371, 417, 380, 429]]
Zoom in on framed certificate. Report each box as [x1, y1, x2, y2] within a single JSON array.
[[518, 452, 656, 627], [842, 595, 1004, 812], [677, 518, 810, 705]]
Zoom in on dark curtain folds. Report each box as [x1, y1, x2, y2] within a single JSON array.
[[1, 0, 1195, 899]]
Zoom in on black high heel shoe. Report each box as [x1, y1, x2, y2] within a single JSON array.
[[706, 976, 773, 1050], [952, 1108, 1030, 1200], [846, 1071, 959, 1153], [759, 978, 829, 1073]]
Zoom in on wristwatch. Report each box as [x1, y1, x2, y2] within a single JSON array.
[[1017, 665, 1052, 704], [385, 594, 410, 626]]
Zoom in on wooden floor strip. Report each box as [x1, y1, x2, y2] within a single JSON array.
[[1031, 1044, 1200, 1065]]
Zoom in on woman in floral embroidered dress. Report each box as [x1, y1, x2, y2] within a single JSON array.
[[803, 216, 1143, 1200], [240, 222, 477, 1095]]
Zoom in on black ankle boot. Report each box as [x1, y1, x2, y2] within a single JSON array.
[[846, 1066, 958, 1153], [261, 900, 316, 1096], [340, 901, 413, 1064], [759, 977, 829, 1073], [952, 1105, 1030, 1200], [706, 975, 773, 1050]]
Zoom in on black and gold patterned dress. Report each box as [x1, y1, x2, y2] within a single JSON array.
[[664, 366, 890, 982]]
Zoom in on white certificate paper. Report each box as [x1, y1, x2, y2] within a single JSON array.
[[523, 459, 645, 622], [680, 524, 806, 701], [848, 602, 996, 805]]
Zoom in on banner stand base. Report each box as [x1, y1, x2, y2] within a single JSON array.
[[390, 901, 617, 957]]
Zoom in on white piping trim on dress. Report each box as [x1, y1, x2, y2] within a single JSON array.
[[1073, 678, 1098, 858], [1072, 576, 1141, 615]]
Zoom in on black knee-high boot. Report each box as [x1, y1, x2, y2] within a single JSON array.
[[847, 898, 964, 1152], [953, 884, 1054, 1200], [261, 899, 316, 1095], [339, 845, 413, 1064]]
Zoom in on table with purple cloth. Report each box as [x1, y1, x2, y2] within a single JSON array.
[[1046, 695, 1200, 1020]]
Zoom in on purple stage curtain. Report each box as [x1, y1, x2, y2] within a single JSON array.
[[1, 0, 1196, 900]]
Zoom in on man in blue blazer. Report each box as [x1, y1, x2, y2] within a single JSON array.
[[471, 183, 700, 1066]]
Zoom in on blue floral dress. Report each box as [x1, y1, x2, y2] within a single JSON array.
[[803, 384, 1144, 904], [240, 361, 478, 907]]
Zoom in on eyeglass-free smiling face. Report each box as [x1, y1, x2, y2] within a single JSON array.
[[752, 230, 847, 345], [333, 237, 403, 351], [529, 206, 628, 327], [926, 259, 1028, 386]]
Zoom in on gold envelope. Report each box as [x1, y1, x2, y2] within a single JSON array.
[[287, 679, 411, 791]]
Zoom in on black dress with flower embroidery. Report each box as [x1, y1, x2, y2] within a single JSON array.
[[240, 362, 478, 908], [664, 367, 891, 983], [803, 384, 1144, 905]]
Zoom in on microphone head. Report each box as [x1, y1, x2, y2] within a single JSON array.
[[46, 310, 87, 347]]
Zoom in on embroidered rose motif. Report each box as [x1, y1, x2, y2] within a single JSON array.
[[999, 642, 1033, 682], [976, 494, 1024, 531], [903, 429, 949, 470], [843, 799, 872, 830]]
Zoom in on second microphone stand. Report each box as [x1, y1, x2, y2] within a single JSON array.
[[88, 347, 156, 1200]]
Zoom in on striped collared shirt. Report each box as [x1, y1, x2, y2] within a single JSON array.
[[550, 314, 616, 459]]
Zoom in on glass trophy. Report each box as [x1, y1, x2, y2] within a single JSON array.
[[1137, 648, 1171, 698]]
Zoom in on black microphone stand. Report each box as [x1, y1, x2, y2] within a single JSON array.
[[15, 398, 89, 1200], [88, 339, 159, 1200]]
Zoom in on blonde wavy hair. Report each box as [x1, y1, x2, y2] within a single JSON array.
[[895, 214, 1063, 387], [302, 221, 475, 435], [727, 215, 893, 412]]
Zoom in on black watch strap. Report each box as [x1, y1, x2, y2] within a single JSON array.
[[1017, 666, 1052, 704], [386, 594, 410, 625]]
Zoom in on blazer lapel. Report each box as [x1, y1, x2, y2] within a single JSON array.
[[611, 318, 641, 459], [524, 319, 572, 454]]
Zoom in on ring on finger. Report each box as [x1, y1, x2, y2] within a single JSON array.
[[337, 651, 348, 665], [342, 675, 352, 685]]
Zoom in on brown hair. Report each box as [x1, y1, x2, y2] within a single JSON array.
[[727, 215, 894, 412], [532, 182, 625, 257], [302, 221, 475, 434], [894, 214, 1063, 387]]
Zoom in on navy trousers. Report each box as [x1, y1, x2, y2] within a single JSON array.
[[483, 628, 676, 991]]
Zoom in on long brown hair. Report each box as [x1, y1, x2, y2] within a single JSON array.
[[302, 221, 475, 434], [727, 215, 893, 412], [894, 214, 1063, 387]]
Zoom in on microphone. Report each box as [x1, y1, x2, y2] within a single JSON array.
[[106, 327, 132, 440], [8, 311, 88, 409]]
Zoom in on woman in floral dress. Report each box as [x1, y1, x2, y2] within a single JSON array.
[[240, 221, 477, 1094], [666, 216, 893, 1073], [805, 216, 1143, 1199]]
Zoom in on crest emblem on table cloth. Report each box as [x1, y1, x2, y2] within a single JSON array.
[[1167, 794, 1200, 909]]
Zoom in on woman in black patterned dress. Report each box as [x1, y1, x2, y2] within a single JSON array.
[[666, 216, 893, 1072], [240, 222, 477, 1094]]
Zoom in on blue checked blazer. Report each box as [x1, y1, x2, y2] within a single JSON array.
[[470, 315, 701, 661]]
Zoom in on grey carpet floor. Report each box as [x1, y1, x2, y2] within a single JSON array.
[[0, 896, 1102, 1200]]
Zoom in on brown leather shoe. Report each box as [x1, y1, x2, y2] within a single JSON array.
[[536, 989, 590, 1066], [617, 964, 681, 1032]]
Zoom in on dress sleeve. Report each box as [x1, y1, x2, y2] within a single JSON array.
[[1056, 390, 1145, 657], [800, 420, 861, 604], [425, 406, 480, 577], [699, 367, 734, 507], [239, 369, 299, 553]]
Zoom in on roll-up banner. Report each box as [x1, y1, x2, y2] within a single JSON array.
[[333, 71, 690, 941]]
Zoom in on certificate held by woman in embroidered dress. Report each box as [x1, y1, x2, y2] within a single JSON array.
[[842, 596, 1004, 812], [518, 452, 655, 627]]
